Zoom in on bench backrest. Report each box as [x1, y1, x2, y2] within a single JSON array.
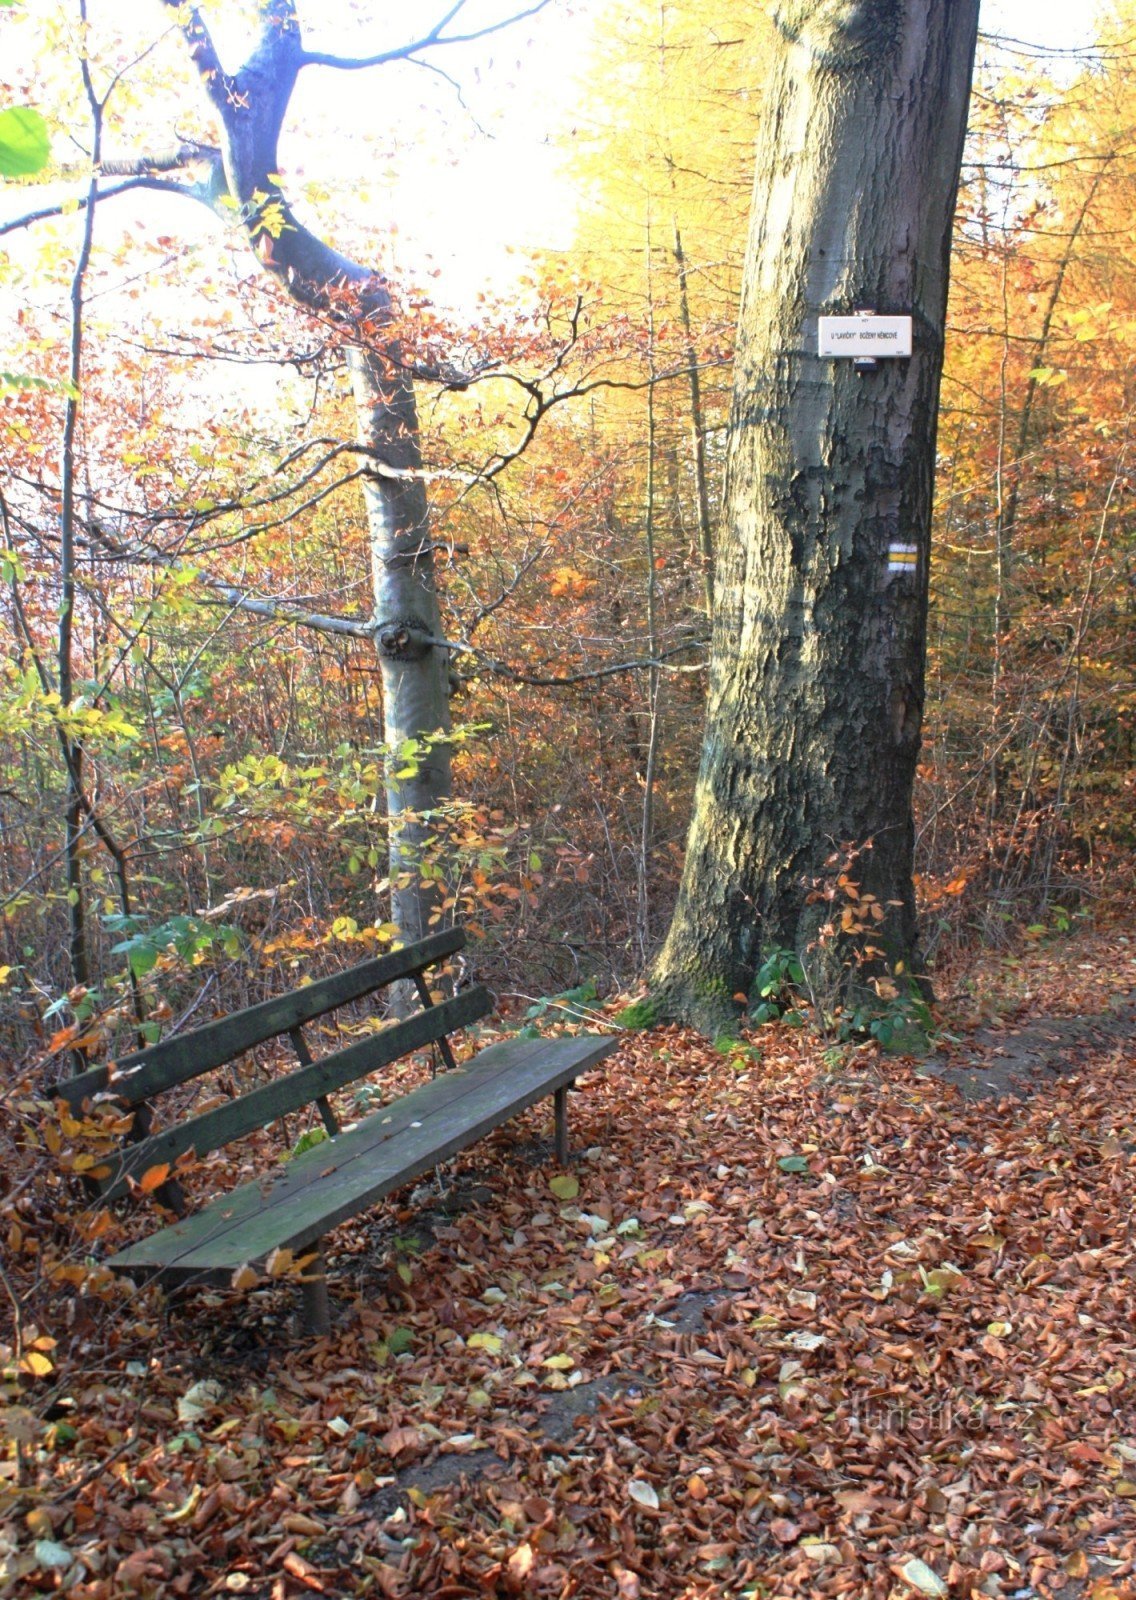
[[58, 927, 465, 1113], [101, 983, 493, 1200], [57, 929, 487, 1202]]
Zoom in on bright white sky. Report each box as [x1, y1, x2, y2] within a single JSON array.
[[982, 0, 1100, 50], [319, 0, 1107, 303], [282, 0, 1107, 305]]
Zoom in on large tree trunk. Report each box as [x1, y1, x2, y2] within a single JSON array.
[[168, 0, 451, 942], [652, 0, 980, 1030]]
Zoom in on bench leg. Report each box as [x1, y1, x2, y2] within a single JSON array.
[[299, 1247, 331, 1337], [554, 1085, 571, 1165]]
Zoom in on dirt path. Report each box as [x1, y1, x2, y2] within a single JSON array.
[[920, 989, 1136, 1100]]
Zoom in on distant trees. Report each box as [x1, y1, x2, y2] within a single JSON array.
[[0, 0, 553, 1002], [924, 16, 1136, 923], [1, 0, 1133, 1052]]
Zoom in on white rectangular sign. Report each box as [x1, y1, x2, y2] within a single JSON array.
[[818, 315, 912, 358]]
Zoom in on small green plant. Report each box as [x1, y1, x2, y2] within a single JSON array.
[[720, 1039, 762, 1073], [750, 948, 806, 1023], [283, 1126, 329, 1161], [1026, 903, 1078, 939], [843, 984, 934, 1053]]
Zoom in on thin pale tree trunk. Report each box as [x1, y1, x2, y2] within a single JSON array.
[[166, 0, 451, 941]]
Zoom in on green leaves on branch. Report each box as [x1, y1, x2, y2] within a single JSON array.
[[0, 372, 79, 400], [104, 913, 243, 979]]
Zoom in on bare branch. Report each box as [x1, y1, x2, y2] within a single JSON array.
[[359, 629, 709, 687], [196, 579, 373, 638], [99, 142, 218, 176], [297, 0, 555, 71], [0, 175, 208, 238]]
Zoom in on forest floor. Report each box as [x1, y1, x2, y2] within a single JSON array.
[[4, 924, 1136, 1599]]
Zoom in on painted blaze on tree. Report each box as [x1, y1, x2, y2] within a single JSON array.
[[652, 0, 981, 1028]]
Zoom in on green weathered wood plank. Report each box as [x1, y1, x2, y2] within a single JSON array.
[[101, 987, 492, 1200], [59, 929, 464, 1111], [108, 1032, 618, 1284]]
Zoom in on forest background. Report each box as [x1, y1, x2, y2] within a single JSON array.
[[0, 0, 1133, 1059], [3, 4, 1136, 1597]]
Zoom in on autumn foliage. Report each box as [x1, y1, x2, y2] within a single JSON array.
[[1, 2, 1136, 1593]]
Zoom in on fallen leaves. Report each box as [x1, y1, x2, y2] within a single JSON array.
[[898, 1556, 950, 1595], [4, 934, 1136, 1598], [379, 1425, 424, 1459]]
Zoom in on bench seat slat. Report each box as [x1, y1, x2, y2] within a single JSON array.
[[107, 1033, 618, 1285], [100, 986, 493, 1201], [59, 928, 464, 1112]]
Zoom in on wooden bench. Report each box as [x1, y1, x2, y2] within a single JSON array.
[[58, 928, 617, 1332]]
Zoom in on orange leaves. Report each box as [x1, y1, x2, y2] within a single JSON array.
[[136, 1162, 170, 1196], [379, 1424, 424, 1460], [7, 931, 1136, 1599], [546, 564, 592, 599]]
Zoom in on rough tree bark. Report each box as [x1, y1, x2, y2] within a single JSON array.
[[163, 0, 452, 943], [652, 0, 981, 1029]]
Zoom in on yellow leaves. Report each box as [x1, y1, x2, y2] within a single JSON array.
[[467, 1331, 503, 1355], [78, 1209, 113, 1243], [547, 565, 592, 598], [250, 195, 291, 241], [49, 1263, 88, 1286], [70, 1153, 110, 1177], [264, 1247, 317, 1280], [163, 1484, 203, 1524]]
